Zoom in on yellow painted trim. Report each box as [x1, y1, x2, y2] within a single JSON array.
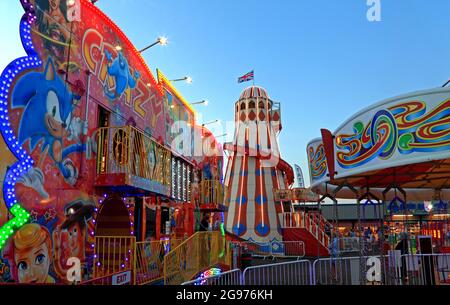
[[157, 69, 197, 119]]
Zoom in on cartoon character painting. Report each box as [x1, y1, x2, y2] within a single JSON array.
[[11, 58, 88, 198], [53, 199, 94, 281], [104, 50, 140, 100], [3, 224, 56, 283], [35, 0, 72, 66]]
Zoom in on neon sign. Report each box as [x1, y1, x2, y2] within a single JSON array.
[[0, 204, 30, 250], [81, 29, 162, 123], [194, 267, 222, 285]]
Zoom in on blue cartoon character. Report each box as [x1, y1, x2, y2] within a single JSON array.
[[103, 49, 140, 100], [11, 58, 89, 198]]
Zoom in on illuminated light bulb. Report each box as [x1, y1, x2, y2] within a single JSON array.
[[185, 76, 193, 84], [424, 201, 433, 212], [158, 36, 168, 46]]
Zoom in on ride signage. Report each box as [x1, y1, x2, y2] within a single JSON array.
[[273, 188, 319, 202]]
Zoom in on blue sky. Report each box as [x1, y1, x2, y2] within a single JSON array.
[[1, 0, 450, 186]]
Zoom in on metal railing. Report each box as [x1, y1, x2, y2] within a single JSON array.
[[278, 212, 331, 249], [313, 255, 375, 285], [198, 180, 226, 206], [96, 126, 171, 187], [163, 231, 229, 285], [307, 213, 331, 249], [91, 236, 184, 285], [181, 269, 243, 285], [243, 260, 312, 285], [394, 253, 450, 285], [136, 241, 164, 284], [279, 212, 306, 228], [135, 238, 183, 285], [237, 240, 306, 259], [93, 236, 136, 284], [80, 269, 133, 285], [176, 252, 450, 286]]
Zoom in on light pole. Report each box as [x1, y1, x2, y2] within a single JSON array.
[[138, 37, 168, 53], [170, 76, 193, 84], [202, 120, 220, 127], [191, 100, 208, 106]]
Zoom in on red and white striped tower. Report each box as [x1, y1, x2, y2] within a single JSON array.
[[224, 86, 291, 244]]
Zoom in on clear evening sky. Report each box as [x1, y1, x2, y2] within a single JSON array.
[[1, 0, 450, 186]]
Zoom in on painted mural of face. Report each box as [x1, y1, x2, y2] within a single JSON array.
[[53, 222, 84, 274], [45, 90, 71, 139], [11, 224, 55, 284], [67, 223, 84, 257], [15, 242, 51, 283], [50, 0, 61, 12]]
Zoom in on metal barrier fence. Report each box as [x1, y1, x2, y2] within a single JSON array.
[[186, 253, 449, 286], [93, 236, 136, 284], [391, 254, 450, 285], [313, 253, 450, 285], [236, 240, 305, 259], [181, 269, 243, 285], [243, 260, 312, 285], [313, 255, 376, 285]]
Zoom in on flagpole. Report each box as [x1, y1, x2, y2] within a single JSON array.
[[253, 69, 255, 87]]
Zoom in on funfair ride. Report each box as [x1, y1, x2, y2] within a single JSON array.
[[307, 86, 450, 260]]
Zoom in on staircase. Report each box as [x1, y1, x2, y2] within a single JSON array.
[[279, 212, 331, 257], [163, 231, 230, 285]]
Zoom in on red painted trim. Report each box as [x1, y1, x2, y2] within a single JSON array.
[[321, 129, 335, 180]]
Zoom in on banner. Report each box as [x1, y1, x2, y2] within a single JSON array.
[[273, 188, 319, 202], [294, 164, 304, 188]]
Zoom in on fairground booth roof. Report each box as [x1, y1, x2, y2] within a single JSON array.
[[307, 86, 450, 202]]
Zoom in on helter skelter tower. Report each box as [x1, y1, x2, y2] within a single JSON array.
[[224, 86, 293, 244]]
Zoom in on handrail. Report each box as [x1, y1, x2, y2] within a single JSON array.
[[96, 126, 172, 187], [198, 180, 227, 207], [163, 231, 228, 285], [136, 240, 168, 285], [279, 212, 331, 249]]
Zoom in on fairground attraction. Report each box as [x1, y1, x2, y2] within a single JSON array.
[[0, 0, 448, 286]]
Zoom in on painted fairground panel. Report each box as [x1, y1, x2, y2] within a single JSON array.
[[333, 87, 450, 180], [0, 0, 163, 283], [157, 70, 195, 158], [307, 138, 329, 187]]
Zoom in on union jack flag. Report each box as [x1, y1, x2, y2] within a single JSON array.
[[238, 70, 254, 83]]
